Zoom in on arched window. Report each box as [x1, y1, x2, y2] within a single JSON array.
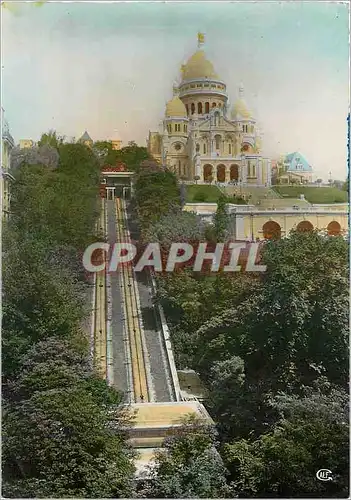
[[198, 102, 203, 114], [178, 160, 181, 174], [217, 164, 225, 182], [252, 164, 256, 177], [168, 124, 172, 133], [212, 102, 217, 108], [230, 164, 239, 181], [184, 124, 186, 132], [185, 104, 189, 115], [191, 103, 195, 114], [228, 143, 232, 155], [196, 143, 200, 152], [203, 143, 207, 154], [215, 135, 221, 150], [205, 102, 210, 114], [203, 164, 213, 181]]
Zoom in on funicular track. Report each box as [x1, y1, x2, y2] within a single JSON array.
[[115, 197, 151, 403], [94, 198, 107, 379]]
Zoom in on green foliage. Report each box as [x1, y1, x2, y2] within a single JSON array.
[[2, 144, 99, 378], [191, 231, 349, 442], [140, 416, 232, 498], [93, 140, 151, 171], [156, 271, 255, 368], [3, 336, 135, 498], [224, 382, 349, 498], [273, 185, 348, 203], [38, 129, 65, 149], [3, 389, 135, 498], [213, 194, 229, 242], [3, 136, 136, 498], [142, 210, 205, 247], [134, 167, 181, 232]]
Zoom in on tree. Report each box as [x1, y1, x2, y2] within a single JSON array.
[[224, 381, 349, 498], [93, 140, 152, 171], [38, 130, 65, 150], [192, 230, 348, 440], [140, 416, 232, 498], [213, 194, 229, 242], [135, 168, 180, 232], [3, 338, 135, 498], [11, 145, 59, 170], [142, 210, 205, 247], [3, 389, 135, 498]]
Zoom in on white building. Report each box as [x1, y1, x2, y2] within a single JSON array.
[[148, 33, 271, 186]]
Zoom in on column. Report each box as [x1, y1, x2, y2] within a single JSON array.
[[256, 160, 261, 186], [266, 159, 272, 186], [241, 161, 247, 184], [225, 165, 230, 183]]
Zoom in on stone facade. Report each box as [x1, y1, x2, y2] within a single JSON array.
[[1, 108, 15, 219], [148, 34, 271, 185]]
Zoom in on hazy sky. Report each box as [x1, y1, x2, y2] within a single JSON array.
[[2, 1, 349, 180]]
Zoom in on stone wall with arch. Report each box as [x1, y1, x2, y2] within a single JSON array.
[[296, 220, 314, 232], [236, 213, 348, 241], [327, 220, 341, 236]]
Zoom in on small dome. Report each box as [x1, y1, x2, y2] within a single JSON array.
[[165, 96, 187, 118], [231, 99, 251, 119], [181, 49, 218, 81], [231, 84, 252, 119]]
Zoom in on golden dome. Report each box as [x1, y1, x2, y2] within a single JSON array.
[[165, 96, 187, 117], [181, 49, 218, 81], [232, 99, 251, 119]]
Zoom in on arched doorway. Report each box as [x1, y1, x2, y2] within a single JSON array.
[[230, 164, 239, 181], [203, 164, 213, 182], [327, 221, 341, 236], [217, 164, 225, 182], [296, 221, 313, 232], [262, 221, 281, 240]]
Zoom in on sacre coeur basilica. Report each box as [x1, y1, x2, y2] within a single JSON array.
[[147, 33, 271, 185]]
